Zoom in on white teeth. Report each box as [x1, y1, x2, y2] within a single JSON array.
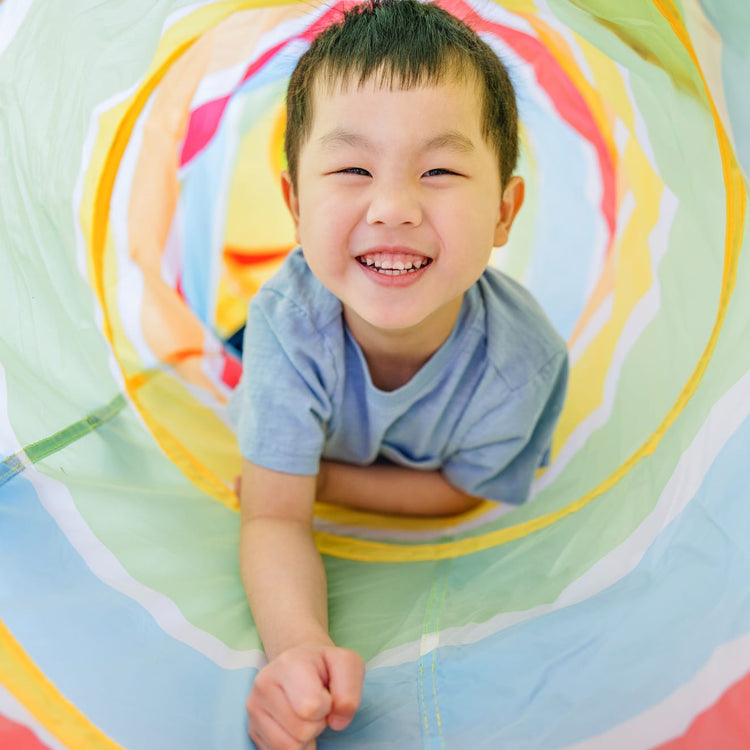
[[357, 254, 431, 274]]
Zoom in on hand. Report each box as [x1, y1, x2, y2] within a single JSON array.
[[247, 644, 365, 750]]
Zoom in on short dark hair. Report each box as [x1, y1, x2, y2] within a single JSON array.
[[284, 0, 518, 188]]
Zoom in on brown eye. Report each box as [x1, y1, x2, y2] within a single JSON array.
[[338, 167, 371, 176], [423, 168, 458, 177]]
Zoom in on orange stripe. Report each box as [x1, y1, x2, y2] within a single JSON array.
[[223, 244, 293, 265], [89, 8, 260, 509], [91, 37, 195, 348]]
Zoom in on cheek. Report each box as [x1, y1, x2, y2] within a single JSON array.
[[471, 193, 503, 241], [321, 198, 362, 239], [296, 198, 354, 254], [444, 195, 498, 243]]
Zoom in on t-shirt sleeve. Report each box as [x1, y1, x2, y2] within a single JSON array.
[[442, 349, 568, 504], [234, 291, 335, 475]]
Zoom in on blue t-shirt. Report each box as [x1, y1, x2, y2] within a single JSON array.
[[234, 247, 568, 504]]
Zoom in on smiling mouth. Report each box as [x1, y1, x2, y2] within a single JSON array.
[[356, 251, 433, 275]]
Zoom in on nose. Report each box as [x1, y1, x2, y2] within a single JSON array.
[[366, 178, 422, 227]]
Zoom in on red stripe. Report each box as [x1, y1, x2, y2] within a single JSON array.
[[0, 714, 50, 750], [221, 350, 243, 388], [655, 669, 750, 750], [441, 0, 616, 251]]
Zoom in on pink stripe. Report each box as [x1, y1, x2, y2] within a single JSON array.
[[180, 43, 279, 166], [180, 95, 230, 166], [180, 2, 359, 166]]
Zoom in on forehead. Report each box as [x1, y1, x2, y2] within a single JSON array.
[[306, 71, 486, 138]]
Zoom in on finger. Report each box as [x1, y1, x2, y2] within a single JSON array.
[[249, 706, 304, 750], [278, 656, 332, 722], [250, 679, 327, 746], [324, 650, 365, 731]]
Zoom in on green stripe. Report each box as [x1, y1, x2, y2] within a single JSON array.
[[0, 393, 127, 487]]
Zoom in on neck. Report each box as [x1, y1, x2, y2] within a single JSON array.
[[344, 296, 464, 391]]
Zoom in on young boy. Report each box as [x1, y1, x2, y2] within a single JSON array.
[[234, 0, 568, 746]]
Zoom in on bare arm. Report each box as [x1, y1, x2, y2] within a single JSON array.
[[317, 460, 483, 516], [239, 461, 329, 657], [239, 460, 364, 748]]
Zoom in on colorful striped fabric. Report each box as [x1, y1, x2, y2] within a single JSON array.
[[1, 0, 749, 747]]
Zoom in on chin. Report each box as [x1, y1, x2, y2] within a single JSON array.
[[361, 312, 429, 333]]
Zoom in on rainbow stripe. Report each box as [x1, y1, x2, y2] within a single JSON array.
[[1, 0, 749, 747]]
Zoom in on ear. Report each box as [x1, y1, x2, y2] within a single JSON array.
[[493, 176, 524, 248], [281, 170, 301, 244]]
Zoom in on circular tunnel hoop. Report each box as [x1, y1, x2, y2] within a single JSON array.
[[88, 0, 746, 563]]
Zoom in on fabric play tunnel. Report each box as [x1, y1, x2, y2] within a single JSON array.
[[1, 0, 749, 747]]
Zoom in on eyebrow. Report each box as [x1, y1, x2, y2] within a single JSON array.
[[422, 131, 475, 153], [317, 128, 476, 154], [318, 128, 372, 151]]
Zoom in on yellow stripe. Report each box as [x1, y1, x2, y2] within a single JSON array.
[[129, 384, 240, 510], [314, 499, 494, 530], [128, 371, 241, 510], [0, 618, 123, 749], [313, 2, 746, 563]]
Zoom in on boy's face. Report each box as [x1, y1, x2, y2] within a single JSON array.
[[282, 74, 523, 344]]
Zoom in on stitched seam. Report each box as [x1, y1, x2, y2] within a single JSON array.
[[419, 574, 440, 742], [0, 394, 127, 487], [419, 561, 449, 749], [430, 571, 449, 749]]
